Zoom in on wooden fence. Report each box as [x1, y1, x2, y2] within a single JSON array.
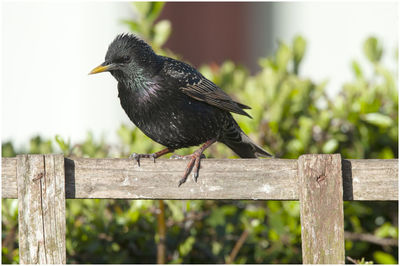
[[1, 154, 398, 264]]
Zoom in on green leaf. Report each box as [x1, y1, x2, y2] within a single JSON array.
[[293, 36, 306, 62], [362, 113, 393, 128], [351, 60, 363, 78], [147, 2, 165, 23], [29, 136, 53, 154], [133, 2, 151, 17], [293, 35, 306, 73], [207, 208, 225, 227], [322, 139, 339, 153], [2, 247, 8, 255], [55, 135, 70, 155], [282, 202, 300, 217], [153, 20, 171, 47], [179, 236, 195, 256], [375, 222, 398, 238], [363, 37, 383, 63], [378, 147, 394, 159], [354, 257, 374, 264], [212, 241, 222, 255], [276, 42, 291, 72], [298, 116, 313, 146], [111, 243, 120, 252], [164, 200, 184, 221], [373, 251, 397, 264], [287, 139, 303, 153], [2, 142, 16, 157]]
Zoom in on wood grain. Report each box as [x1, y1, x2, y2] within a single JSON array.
[[343, 159, 398, 201], [2, 157, 17, 198], [2, 156, 397, 200], [17, 154, 66, 264], [298, 154, 344, 264]]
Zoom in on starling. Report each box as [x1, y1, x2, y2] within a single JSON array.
[[90, 33, 272, 186]]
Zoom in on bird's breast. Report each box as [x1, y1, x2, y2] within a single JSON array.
[[118, 84, 228, 148]]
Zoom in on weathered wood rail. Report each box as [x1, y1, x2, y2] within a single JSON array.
[[1, 154, 398, 264]]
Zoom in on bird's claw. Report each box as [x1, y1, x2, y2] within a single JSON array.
[[177, 152, 204, 186], [192, 153, 202, 183], [192, 171, 199, 183], [129, 152, 157, 167], [129, 152, 141, 166], [178, 177, 187, 187]]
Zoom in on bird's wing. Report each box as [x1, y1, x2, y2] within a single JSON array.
[[182, 78, 252, 117], [162, 58, 252, 118]]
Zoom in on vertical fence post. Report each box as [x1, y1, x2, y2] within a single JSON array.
[[298, 154, 345, 264], [17, 154, 66, 264]]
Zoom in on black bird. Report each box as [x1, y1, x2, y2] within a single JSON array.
[[90, 33, 272, 186]]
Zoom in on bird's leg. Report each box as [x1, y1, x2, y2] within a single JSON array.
[[178, 139, 216, 187], [130, 147, 174, 167]]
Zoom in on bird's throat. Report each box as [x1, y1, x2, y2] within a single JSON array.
[[116, 71, 160, 108]]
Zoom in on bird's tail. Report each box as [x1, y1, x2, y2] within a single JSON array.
[[222, 131, 273, 158]]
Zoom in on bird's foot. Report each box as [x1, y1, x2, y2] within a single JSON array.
[[129, 147, 174, 167], [171, 153, 206, 185], [177, 139, 217, 187], [178, 151, 205, 187], [129, 153, 157, 167]]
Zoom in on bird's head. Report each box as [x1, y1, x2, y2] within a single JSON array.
[[89, 33, 158, 82]]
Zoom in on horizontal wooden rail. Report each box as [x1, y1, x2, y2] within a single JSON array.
[[2, 154, 398, 264], [2, 157, 397, 200]]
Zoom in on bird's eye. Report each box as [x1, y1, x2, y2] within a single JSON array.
[[122, 55, 131, 62]]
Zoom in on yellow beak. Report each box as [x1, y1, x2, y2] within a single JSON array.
[[89, 64, 111, 75]]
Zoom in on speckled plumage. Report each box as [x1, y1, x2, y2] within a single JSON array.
[[90, 33, 272, 184]]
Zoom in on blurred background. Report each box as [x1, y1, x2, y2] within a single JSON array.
[[2, 1, 397, 147], [2, 1, 398, 264]]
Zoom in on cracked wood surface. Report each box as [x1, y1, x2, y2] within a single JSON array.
[[17, 154, 66, 264], [298, 154, 345, 264], [2, 154, 398, 264], [2, 157, 398, 200]]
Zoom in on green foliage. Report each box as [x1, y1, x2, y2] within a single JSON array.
[[364, 37, 383, 63], [2, 199, 19, 264], [374, 251, 397, 264], [199, 35, 398, 160], [65, 199, 158, 263], [348, 257, 374, 264], [1, 142, 16, 157], [293, 36, 306, 74], [2, 4, 398, 264], [122, 2, 172, 56], [29, 136, 53, 154]]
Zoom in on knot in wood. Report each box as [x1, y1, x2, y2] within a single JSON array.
[[32, 172, 44, 181], [317, 174, 326, 184]]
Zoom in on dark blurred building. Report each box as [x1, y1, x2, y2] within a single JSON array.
[[159, 2, 274, 72]]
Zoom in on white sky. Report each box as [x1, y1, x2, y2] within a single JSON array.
[[260, 2, 398, 96]]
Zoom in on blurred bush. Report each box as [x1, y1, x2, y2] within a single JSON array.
[[2, 2, 398, 264]]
